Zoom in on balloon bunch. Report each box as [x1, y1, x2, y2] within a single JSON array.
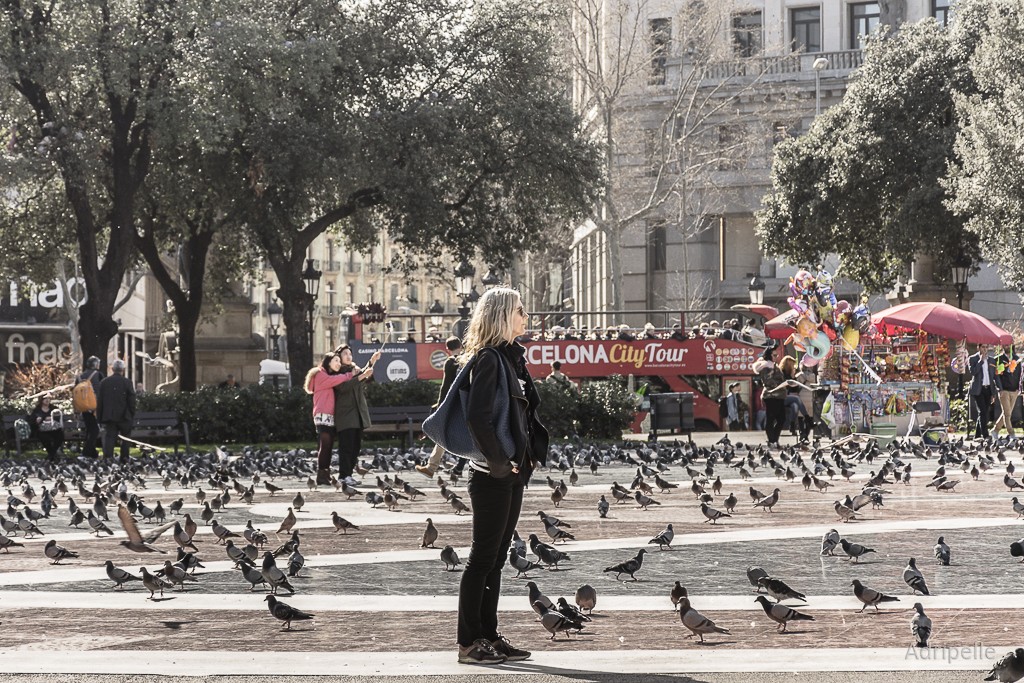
[[786, 267, 875, 367]]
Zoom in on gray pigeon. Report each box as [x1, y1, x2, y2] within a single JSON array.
[[985, 648, 1024, 682], [834, 500, 858, 523], [603, 548, 646, 581], [533, 600, 583, 640], [648, 523, 674, 550], [902, 558, 930, 595], [757, 576, 806, 603], [634, 490, 660, 510], [700, 503, 730, 524], [851, 579, 899, 612], [265, 594, 314, 631], [752, 488, 780, 512], [117, 505, 171, 554], [746, 566, 769, 592], [508, 548, 543, 578], [820, 529, 840, 555], [238, 562, 268, 591], [574, 584, 597, 614], [678, 587, 730, 643], [540, 513, 575, 543], [261, 552, 295, 594], [287, 550, 304, 577], [440, 545, 461, 571], [933, 536, 950, 566], [211, 519, 239, 544], [840, 538, 876, 563], [87, 510, 114, 536], [526, 580, 553, 615], [0, 535, 24, 552], [421, 518, 439, 548], [44, 539, 78, 564], [528, 534, 571, 569], [597, 495, 609, 518], [157, 559, 198, 590], [140, 566, 173, 599], [911, 602, 931, 648], [330, 512, 359, 534], [754, 595, 814, 632], [276, 508, 297, 534], [104, 560, 141, 589]]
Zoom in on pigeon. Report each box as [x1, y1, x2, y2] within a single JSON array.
[[757, 576, 806, 603], [597, 495, 609, 518], [911, 602, 931, 648], [700, 502, 731, 524], [287, 549, 304, 577], [104, 560, 141, 589], [238, 562, 268, 591], [276, 508, 297, 534], [264, 481, 282, 496], [985, 648, 1024, 682], [833, 500, 858, 523], [933, 536, 950, 566], [746, 566, 769, 592], [634, 490, 660, 510], [292, 491, 305, 512], [421, 518, 439, 548], [677, 586, 730, 643], [157, 559, 198, 590], [0, 535, 24, 552], [540, 513, 575, 543], [722, 492, 738, 512], [211, 519, 239, 544], [851, 579, 899, 612], [225, 540, 254, 568], [508, 548, 543, 578], [116, 506, 172, 554], [330, 512, 359, 534], [533, 600, 582, 640], [754, 595, 814, 632], [261, 552, 295, 594], [528, 534, 571, 569], [440, 545, 461, 571], [840, 538, 876, 563], [172, 521, 199, 552], [176, 548, 204, 573], [648, 523, 674, 550], [603, 548, 646, 581], [265, 595, 314, 631], [526, 580, 554, 615], [1013, 497, 1024, 518], [140, 566, 173, 599], [820, 529, 841, 555], [902, 558, 930, 595], [574, 584, 597, 614], [87, 510, 114, 536], [44, 539, 78, 564], [752, 488, 780, 512]]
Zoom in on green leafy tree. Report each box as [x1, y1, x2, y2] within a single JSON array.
[[757, 20, 980, 291], [946, 0, 1024, 290], [204, 0, 603, 385]]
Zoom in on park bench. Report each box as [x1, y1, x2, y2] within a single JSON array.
[[2, 414, 84, 457], [366, 405, 433, 446], [2, 410, 189, 456]]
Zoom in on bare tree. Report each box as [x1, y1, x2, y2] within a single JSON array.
[[560, 0, 799, 310]]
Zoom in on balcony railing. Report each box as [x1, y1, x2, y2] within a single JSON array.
[[344, 263, 362, 274], [673, 49, 864, 84]]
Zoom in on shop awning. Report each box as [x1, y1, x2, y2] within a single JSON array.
[[872, 301, 1013, 345]]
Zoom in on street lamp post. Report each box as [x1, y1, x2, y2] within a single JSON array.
[[453, 260, 476, 340], [267, 301, 283, 361], [481, 268, 500, 289], [301, 259, 322, 357], [813, 57, 830, 116], [952, 256, 971, 400], [428, 299, 445, 340]]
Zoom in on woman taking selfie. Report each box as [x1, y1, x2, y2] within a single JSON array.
[[333, 344, 381, 487], [304, 353, 358, 485], [455, 286, 548, 665]]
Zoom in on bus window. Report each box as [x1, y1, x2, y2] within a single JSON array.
[[680, 375, 720, 401]]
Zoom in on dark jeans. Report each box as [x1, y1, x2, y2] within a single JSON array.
[[102, 422, 131, 460], [336, 427, 361, 478], [457, 468, 524, 646], [764, 397, 786, 445], [38, 430, 64, 459], [81, 412, 100, 458], [973, 387, 993, 438], [784, 394, 809, 429], [316, 426, 335, 473]]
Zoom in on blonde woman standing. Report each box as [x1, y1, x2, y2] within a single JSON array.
[[455, 287, 548, 665]]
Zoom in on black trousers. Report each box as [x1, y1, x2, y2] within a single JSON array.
[[81, 412, 100, 458], [764, 397, 787, 445], [973, 387, 993, 438], [38, 430, 64, 459], [102, 421, 131, 460], [316, 425, 335, 473], [336, 427, 361, 478], [457, 469, 523, 646]]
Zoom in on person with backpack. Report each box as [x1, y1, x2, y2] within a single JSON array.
[[96, 359, 136, 462], [73, 356, 102, 458]]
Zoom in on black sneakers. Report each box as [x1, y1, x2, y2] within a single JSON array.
[[491, 634, 531, 661], [457, 638, 506, 665]]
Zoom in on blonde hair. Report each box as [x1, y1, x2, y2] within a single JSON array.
[[461, 287, 521, 360]]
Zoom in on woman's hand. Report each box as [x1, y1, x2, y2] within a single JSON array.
[[370, 350, 382, 364]]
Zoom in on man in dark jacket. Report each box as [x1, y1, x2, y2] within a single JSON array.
[[75, 356, 103, 458], [97, 359, 136, 461], [968, 344, 998, 439]]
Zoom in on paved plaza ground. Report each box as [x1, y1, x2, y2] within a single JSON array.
[[1, 431, 1022, 681]]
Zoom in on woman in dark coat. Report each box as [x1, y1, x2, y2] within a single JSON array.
[[29, 395, 64, 460], [455, 286, 548, 665], [332, 345, 377, 487]]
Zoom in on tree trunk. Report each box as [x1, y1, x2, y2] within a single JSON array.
[[174, 301, 202, 392], [277, 275, 314, 388], [77, 299, 119, 369]]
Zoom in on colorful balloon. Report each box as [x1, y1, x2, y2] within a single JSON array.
[[841, 326, 860, 351]]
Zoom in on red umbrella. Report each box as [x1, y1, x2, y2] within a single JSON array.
[[872, 301, 1013, 344], [764, 309, 800, 340]]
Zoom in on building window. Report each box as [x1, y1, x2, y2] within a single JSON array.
[[345, 283, 354, 304], [366, 284, 374, 303], [850, 2, 880, 49], [732, 11, 763, 58], [649, 18, 671, 86], [790, 7, 821, 53], [408, 284, 419, 305], [648, 223, 667, 273], [932, 0, 952, 26]]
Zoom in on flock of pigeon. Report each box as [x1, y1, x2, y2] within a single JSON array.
[[2, 433, 1024, 680]]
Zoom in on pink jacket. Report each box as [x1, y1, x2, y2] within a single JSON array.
[[309, 369, 355, 416]]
